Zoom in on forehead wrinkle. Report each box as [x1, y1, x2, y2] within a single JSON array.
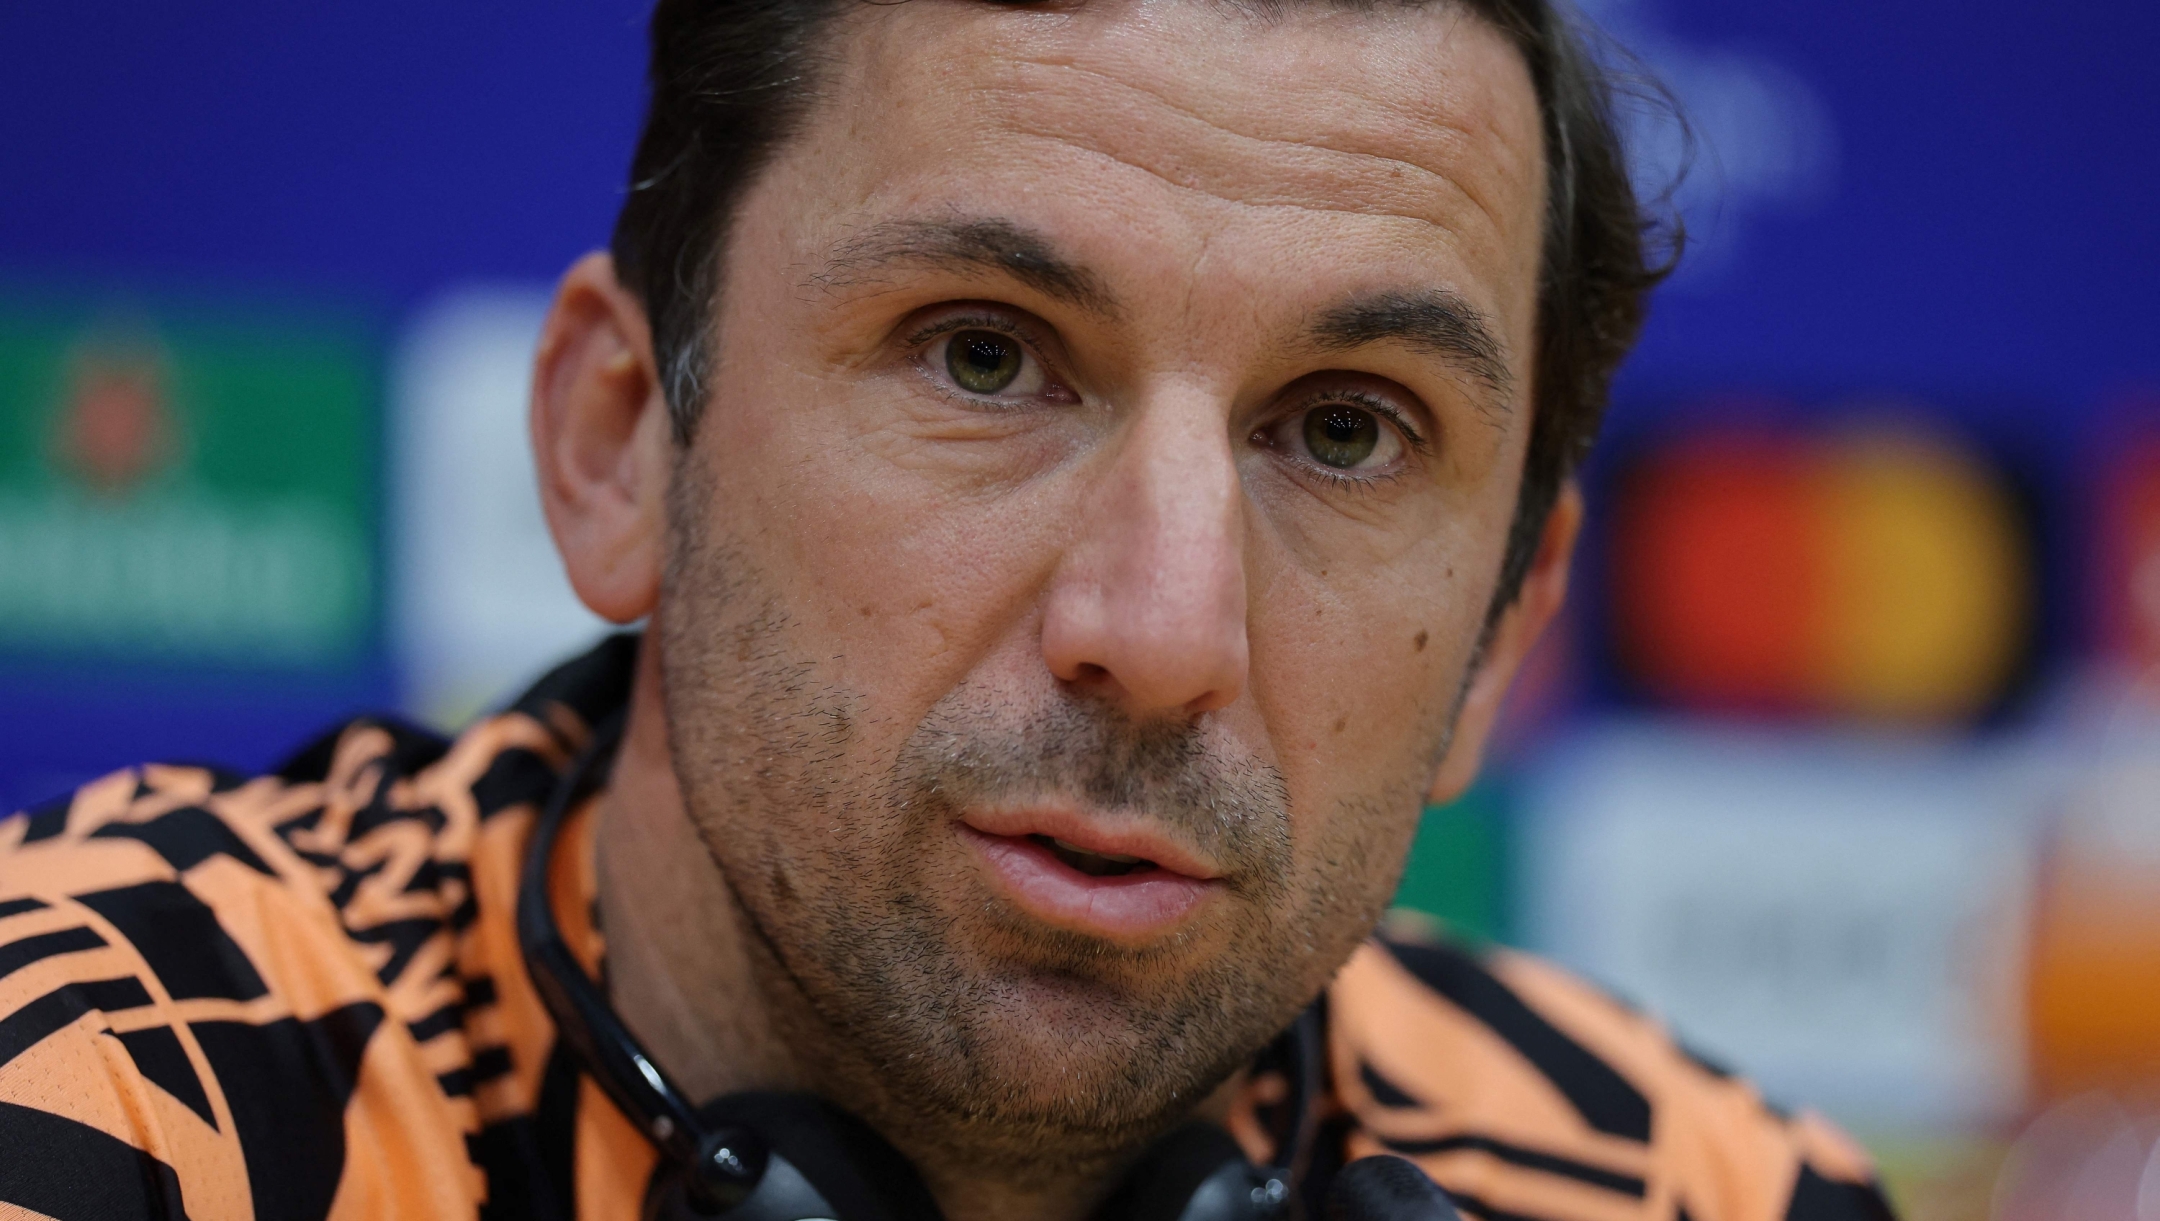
[[995, 120, 1490, 287], [988, 54, 1507, 231]]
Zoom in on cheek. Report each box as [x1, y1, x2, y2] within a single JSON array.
[[692, 365, 1083, 734], [1243, 533, 1496, 895], [1251, 558, 1483, 777]]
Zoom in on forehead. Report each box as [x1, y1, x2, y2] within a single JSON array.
[[768, 0, 1545, 355]]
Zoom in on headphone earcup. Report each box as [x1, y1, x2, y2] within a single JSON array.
[[644, 1093, 946, 1221], [1322, 1155, 1461, 1221], [1089, 1122, 1293, 1221]]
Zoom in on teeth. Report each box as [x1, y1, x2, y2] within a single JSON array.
[[1052, 837, 1143, 864]]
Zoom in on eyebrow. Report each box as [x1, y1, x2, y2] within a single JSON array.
[[1307, 290, 1516, 415], [813, 221, 1515, 412], [811, 217, 1119, 319]]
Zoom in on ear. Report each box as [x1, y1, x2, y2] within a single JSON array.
[[531, 252, 674, 624], [1426, 481, 1583, 805]]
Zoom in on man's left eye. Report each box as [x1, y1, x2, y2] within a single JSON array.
[[1268, 402, 1405, 474], [932, 329, 1048, 399]]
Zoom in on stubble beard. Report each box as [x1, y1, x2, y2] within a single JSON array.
[[656, 460, 1432, 1175]]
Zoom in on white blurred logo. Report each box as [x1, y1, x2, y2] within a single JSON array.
[[1520, 721, 2038, 1130], [391, 286, 608, 727]]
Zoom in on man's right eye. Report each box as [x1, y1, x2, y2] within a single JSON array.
[[929, 328, 1050, 400]]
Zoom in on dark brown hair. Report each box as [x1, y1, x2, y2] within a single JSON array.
[[611, 0, 1674, 611]]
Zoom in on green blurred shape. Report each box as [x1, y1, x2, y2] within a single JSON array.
[[1391, 784, 1511, 945], [0, 293, 376, 668]]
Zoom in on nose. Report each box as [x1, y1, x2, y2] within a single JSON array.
[[1040, 390, 1249, 718]]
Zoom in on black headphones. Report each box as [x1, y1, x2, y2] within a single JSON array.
[[519, 714, 1460, 1221]]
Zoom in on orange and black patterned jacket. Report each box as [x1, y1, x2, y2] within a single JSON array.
[[0, 636, 1896, 1221]]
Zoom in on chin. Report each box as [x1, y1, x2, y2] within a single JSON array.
[[926, 1008, 1239, 1152], [859, 951, 1267, 1136]]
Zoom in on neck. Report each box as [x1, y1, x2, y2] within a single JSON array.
[[592, 637, 1141, 1221], [591, 639, 797, 1104]]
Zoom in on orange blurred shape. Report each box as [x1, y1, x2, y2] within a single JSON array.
[[1610, 423, 2030, 723], [2025, 771, 2160, 1102], [1814, 430, 2030, 720]]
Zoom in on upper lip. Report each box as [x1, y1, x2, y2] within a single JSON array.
[[960, 804, 1223, 881]]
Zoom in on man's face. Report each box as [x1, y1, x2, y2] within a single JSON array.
[[657, 0, 1545, 1161]]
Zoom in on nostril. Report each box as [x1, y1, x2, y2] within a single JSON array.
[[1072, 662, 1111, 683]]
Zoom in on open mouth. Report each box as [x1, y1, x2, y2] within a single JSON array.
[[1029, 834, 1157, 878], [960, 816, 1216, 937]]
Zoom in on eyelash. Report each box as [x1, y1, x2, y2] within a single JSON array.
[[1266, 389, 1429, 490], [904, 312, 1064, 401]]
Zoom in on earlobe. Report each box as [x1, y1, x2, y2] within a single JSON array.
[[1425, 482, 1583, 805], [531, 252, 673, 624]]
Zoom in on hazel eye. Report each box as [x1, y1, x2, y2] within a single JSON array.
[[948, 331, 1020, 392], [1304, 406, 1382, 468], [934, 329, 1046, 398], [1270, 401, 1405, 474]]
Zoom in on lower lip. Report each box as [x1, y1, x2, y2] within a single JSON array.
[[960, 827, 1219, 940]]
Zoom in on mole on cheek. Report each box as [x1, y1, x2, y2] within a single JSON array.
[[1414, 630, 1429, 652]]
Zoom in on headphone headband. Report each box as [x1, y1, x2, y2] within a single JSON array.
[[516, 716, 735, 1167]]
